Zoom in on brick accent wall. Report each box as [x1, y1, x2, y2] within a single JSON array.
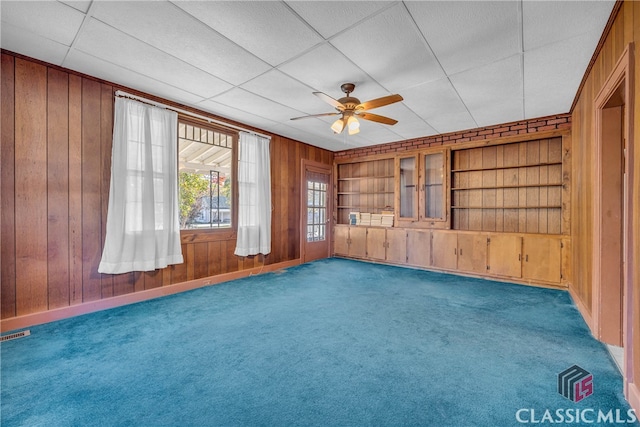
[[334, 113, 571, 159]]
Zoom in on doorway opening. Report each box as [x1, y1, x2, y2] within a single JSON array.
[[592, 45, 633, 387]]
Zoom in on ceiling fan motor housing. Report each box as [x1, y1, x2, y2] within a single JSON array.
[[337, 97, 361, 111]]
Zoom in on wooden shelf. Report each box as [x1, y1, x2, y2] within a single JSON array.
[[338, 206, 395, 210], [451, 138, 565, 234], [336, 158, 395, 225], [451, 161, 562, 173], [338, 191, 395, 195], [452, 205, 562, 209], [338, 175, 394, 181], [452, 183, 562, 191]]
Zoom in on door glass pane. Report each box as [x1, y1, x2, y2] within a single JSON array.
[[400, 157, 416, 218], [425, 153, 444, 219], [306, 180, 327, 242]]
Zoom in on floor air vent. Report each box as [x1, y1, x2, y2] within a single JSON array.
[[1, 330, 30, 342]]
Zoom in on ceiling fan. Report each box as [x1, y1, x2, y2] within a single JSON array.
[[290, 83, 403, 135]]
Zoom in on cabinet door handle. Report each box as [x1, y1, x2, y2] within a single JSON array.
[[525, 254, 529, 262], [518, 254, 521, 262], [454, 248, 457, 255], [459, 248, 463, 256]]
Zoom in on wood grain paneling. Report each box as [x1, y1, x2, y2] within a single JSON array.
[[14, 58, 48, 316], [570, 0, 639, 403], [0, 52, 332, 323], [81, 78, 103, 303], [1, 54, 16, 318], [47, 68, 70, 309], [68, 74, 84, 305]]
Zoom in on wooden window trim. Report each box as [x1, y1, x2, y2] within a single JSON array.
[[177, 116, 239, 236]]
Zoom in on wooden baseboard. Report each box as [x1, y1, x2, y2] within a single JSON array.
[[1, 258, 301, 333], [567, 284, 596, 336], [627, 381, 640, 418]]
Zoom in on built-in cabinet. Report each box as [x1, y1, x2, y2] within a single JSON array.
[[396, 150, 449, 228], [406, 230, 431, 267], [333, 133, 570, 289], [521, 235, 562, 283], [366, 228, 407, 263], [334, 226, 366, 258], [334, 225, 566, 286]]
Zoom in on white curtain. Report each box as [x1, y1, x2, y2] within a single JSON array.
[[98, 98, 183, 274], [234, 132, 272, 256]]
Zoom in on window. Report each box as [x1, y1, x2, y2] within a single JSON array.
[[178, 120, 235, 230], [307, 178, 328, 242]]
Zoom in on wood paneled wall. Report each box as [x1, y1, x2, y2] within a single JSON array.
[[570, 0, 640, 402], [1, 52, 332, 321]]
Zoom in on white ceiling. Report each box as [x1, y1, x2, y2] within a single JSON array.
[[1, 0, 615, 152]]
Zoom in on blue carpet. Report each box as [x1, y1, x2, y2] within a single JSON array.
[[1, 258, 636, 426]]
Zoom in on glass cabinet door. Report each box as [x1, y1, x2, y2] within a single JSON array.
[[399, 156, 417, 219], [424, 152, 444, 219]]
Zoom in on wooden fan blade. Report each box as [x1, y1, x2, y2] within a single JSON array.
[[290, 112, 340, 121], [357, 94, 403, 111], [313, 92, 345, 110], [357, 112, 398, 126]]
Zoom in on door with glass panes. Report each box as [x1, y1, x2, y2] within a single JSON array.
[[397, 150, 447, 225], [302, 162, 332, 262]]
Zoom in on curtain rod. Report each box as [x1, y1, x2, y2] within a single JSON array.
[[115, 90, 271, 139]]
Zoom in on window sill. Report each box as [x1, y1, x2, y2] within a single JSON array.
[[180, 228, 237, 243]]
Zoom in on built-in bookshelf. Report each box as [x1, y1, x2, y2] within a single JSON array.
[[451, 137, 563, 234], [336, 158, 395, 225]]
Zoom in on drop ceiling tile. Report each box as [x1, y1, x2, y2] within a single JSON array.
[[406, 1, 520, 76], [174, 1, 323, 66], [450, 54, 524, 127], [210, 88, 303, 123], [278, 44, 376, 96], [523, 1, 615, 51], [91, 1, 270, 85], [240, 70, 330, 116], [270, 123, 350, 151], [0, 0, 85, 46], [72, 18, 232, 98], [524, 30, 601, 118], [387, 119, 438, 141], [376, 104, 437, 139], [0, 22, 70, 66], [286, 1, 391, 38], [64, 49, 204, 106], [196, 99, 281, 132], [331, 3, 444, 92], [346, 124, 403, 146], [401, 78, 474, 130], [59, 1, 92, 13], [427, 111, 478, 135], [400, 78, 477, 133]]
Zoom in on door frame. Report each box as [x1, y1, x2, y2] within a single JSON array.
[[592, 43, 634, 390], [300, 160, 333, 263]]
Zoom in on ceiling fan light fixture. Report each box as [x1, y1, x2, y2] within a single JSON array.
[[291, 83, 403, 138], [331, 118, 345, 134], [347, 115, 360, 135]]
